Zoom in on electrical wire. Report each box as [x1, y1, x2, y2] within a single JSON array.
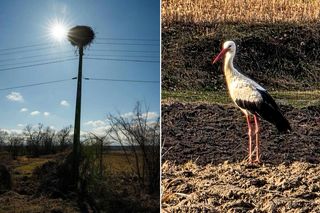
[[95, 42, 159, 46], [96, 37, 158, 42], [86, 54, 159, 58], [0, 50, 74, 63], [0, 58, 77, 72], [0, 52, 158, 65], [0, 76, 158, 91], [0, 78, 75, 91], [84, 57, 159, 63], [0, 42, 50, 52], [0, 56, 76, 68], [0, 46, 56, 56], [0, 55, 159, 72], [0, 47, 158, 58], [84, 77, 159, 83], [90, 49, 159, 53]]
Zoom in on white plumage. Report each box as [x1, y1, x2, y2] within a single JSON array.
[[212, 40, 291, 163]]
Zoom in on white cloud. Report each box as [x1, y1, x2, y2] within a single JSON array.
[[20, 108, 28, 112], [69, 128, 87, 137], [60, 100, 70, 107], [90, 126, 111, 136], [121, 112, 135, 118], [6, 92, 24, 102], [1, 128, 23, 134], [17, 124, 25, 127], [121, 111, 159, 120], [43, 112, 50, 116], [30, 111, 40, 116], [84, 120, 106, 127], [142, 112, 159, 120]]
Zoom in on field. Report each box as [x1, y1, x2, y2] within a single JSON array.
[[162, 0, 320, 24], [0, 149, 158, 213], [0, 153, 79, 213], [161, 0, 320, 212]]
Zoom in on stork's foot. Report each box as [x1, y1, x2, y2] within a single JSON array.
[[247, 157, 261, 164], [253, 159, 261, 164]]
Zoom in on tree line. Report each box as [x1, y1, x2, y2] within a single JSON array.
[[0, 124, 72, 159], [0, 102, 160, 195]]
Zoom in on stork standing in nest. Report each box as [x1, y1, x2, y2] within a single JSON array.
[[212, 41, 291, 163]]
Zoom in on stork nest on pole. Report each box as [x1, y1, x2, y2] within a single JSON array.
[[67, 25, 95, 48]]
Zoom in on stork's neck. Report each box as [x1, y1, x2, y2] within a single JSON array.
[[223, 51, 237, 81]]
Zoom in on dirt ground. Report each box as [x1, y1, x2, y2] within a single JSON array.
[[162, 102, 320, 212], [0, 151, 159, 213], [0, 154, 80, 213]]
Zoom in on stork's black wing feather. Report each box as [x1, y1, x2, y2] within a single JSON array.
[[235, 89, 291, 133]]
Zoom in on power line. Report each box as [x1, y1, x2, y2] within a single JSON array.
[[95, 42, 159, 46], [0, 58, 77, 72], [86, 54, 159, 58], [0, 47, 158, 56], [0, 38, 159, 53], [0, 52, 158, 65], [0, 46, 55, 56], [0, 50, 74, 63], [0, 42, 50, 52], [84, 77, 159, 83], [91, 49, 159, 53], [0, 78, 75, 91], [0, 56, 76, 68], [84, 57, 159, 63], [96, 37, 158, 42]]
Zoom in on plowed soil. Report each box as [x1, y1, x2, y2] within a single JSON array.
[[162, 102, 320, 212]]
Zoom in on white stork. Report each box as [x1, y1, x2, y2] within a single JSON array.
[[212, 40, 291, 163]]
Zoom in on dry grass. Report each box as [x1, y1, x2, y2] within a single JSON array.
[[103, 151, 142, 175], [14, 157, 49, 177], [0, 191, 79, 213], [162, 0, 320, 24]]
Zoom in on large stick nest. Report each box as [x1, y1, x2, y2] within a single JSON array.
[[68, 26, 95, 47]]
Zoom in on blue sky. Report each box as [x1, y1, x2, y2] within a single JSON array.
[[0, 0, 160, 135]]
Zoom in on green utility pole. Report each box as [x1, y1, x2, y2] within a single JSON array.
[[67, 25, 95, 190], [72, 46, 83, 188]]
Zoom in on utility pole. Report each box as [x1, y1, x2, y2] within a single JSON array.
[[67, 26, 95, 189], [72, 46, 83, 188]]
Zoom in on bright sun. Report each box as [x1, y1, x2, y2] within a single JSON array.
[[50, 23, 67, 42]]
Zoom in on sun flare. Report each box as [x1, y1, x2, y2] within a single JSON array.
[[46, 18, 71, 43], [50, 23, 67, 42]]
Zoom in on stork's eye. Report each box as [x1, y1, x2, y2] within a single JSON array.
[[228, 45, 232, 48]]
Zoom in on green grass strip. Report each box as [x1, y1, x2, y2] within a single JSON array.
[[162, 90, 320, 108]]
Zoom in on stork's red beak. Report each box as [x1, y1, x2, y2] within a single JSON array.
[[212, 48, 228, 64]]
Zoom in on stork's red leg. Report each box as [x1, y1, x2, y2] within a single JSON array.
[[246, 115, 252, 163], [253, 115, 260, 163]]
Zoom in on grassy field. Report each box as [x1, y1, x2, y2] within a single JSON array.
[[103, 150, 143, 174], [14, 157, 50, 177], [0, 150, 141, 179], [0, 150, 146, 212], [162, 90, 320, 108], [162, 0, 320, 24]]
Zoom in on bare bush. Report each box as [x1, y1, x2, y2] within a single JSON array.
[[107, 102, 160, 193], [8, 134, 23, 160], [24, 124, 44, 157], [56, 125, 72, 152], [0, 131, 8, 152]]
